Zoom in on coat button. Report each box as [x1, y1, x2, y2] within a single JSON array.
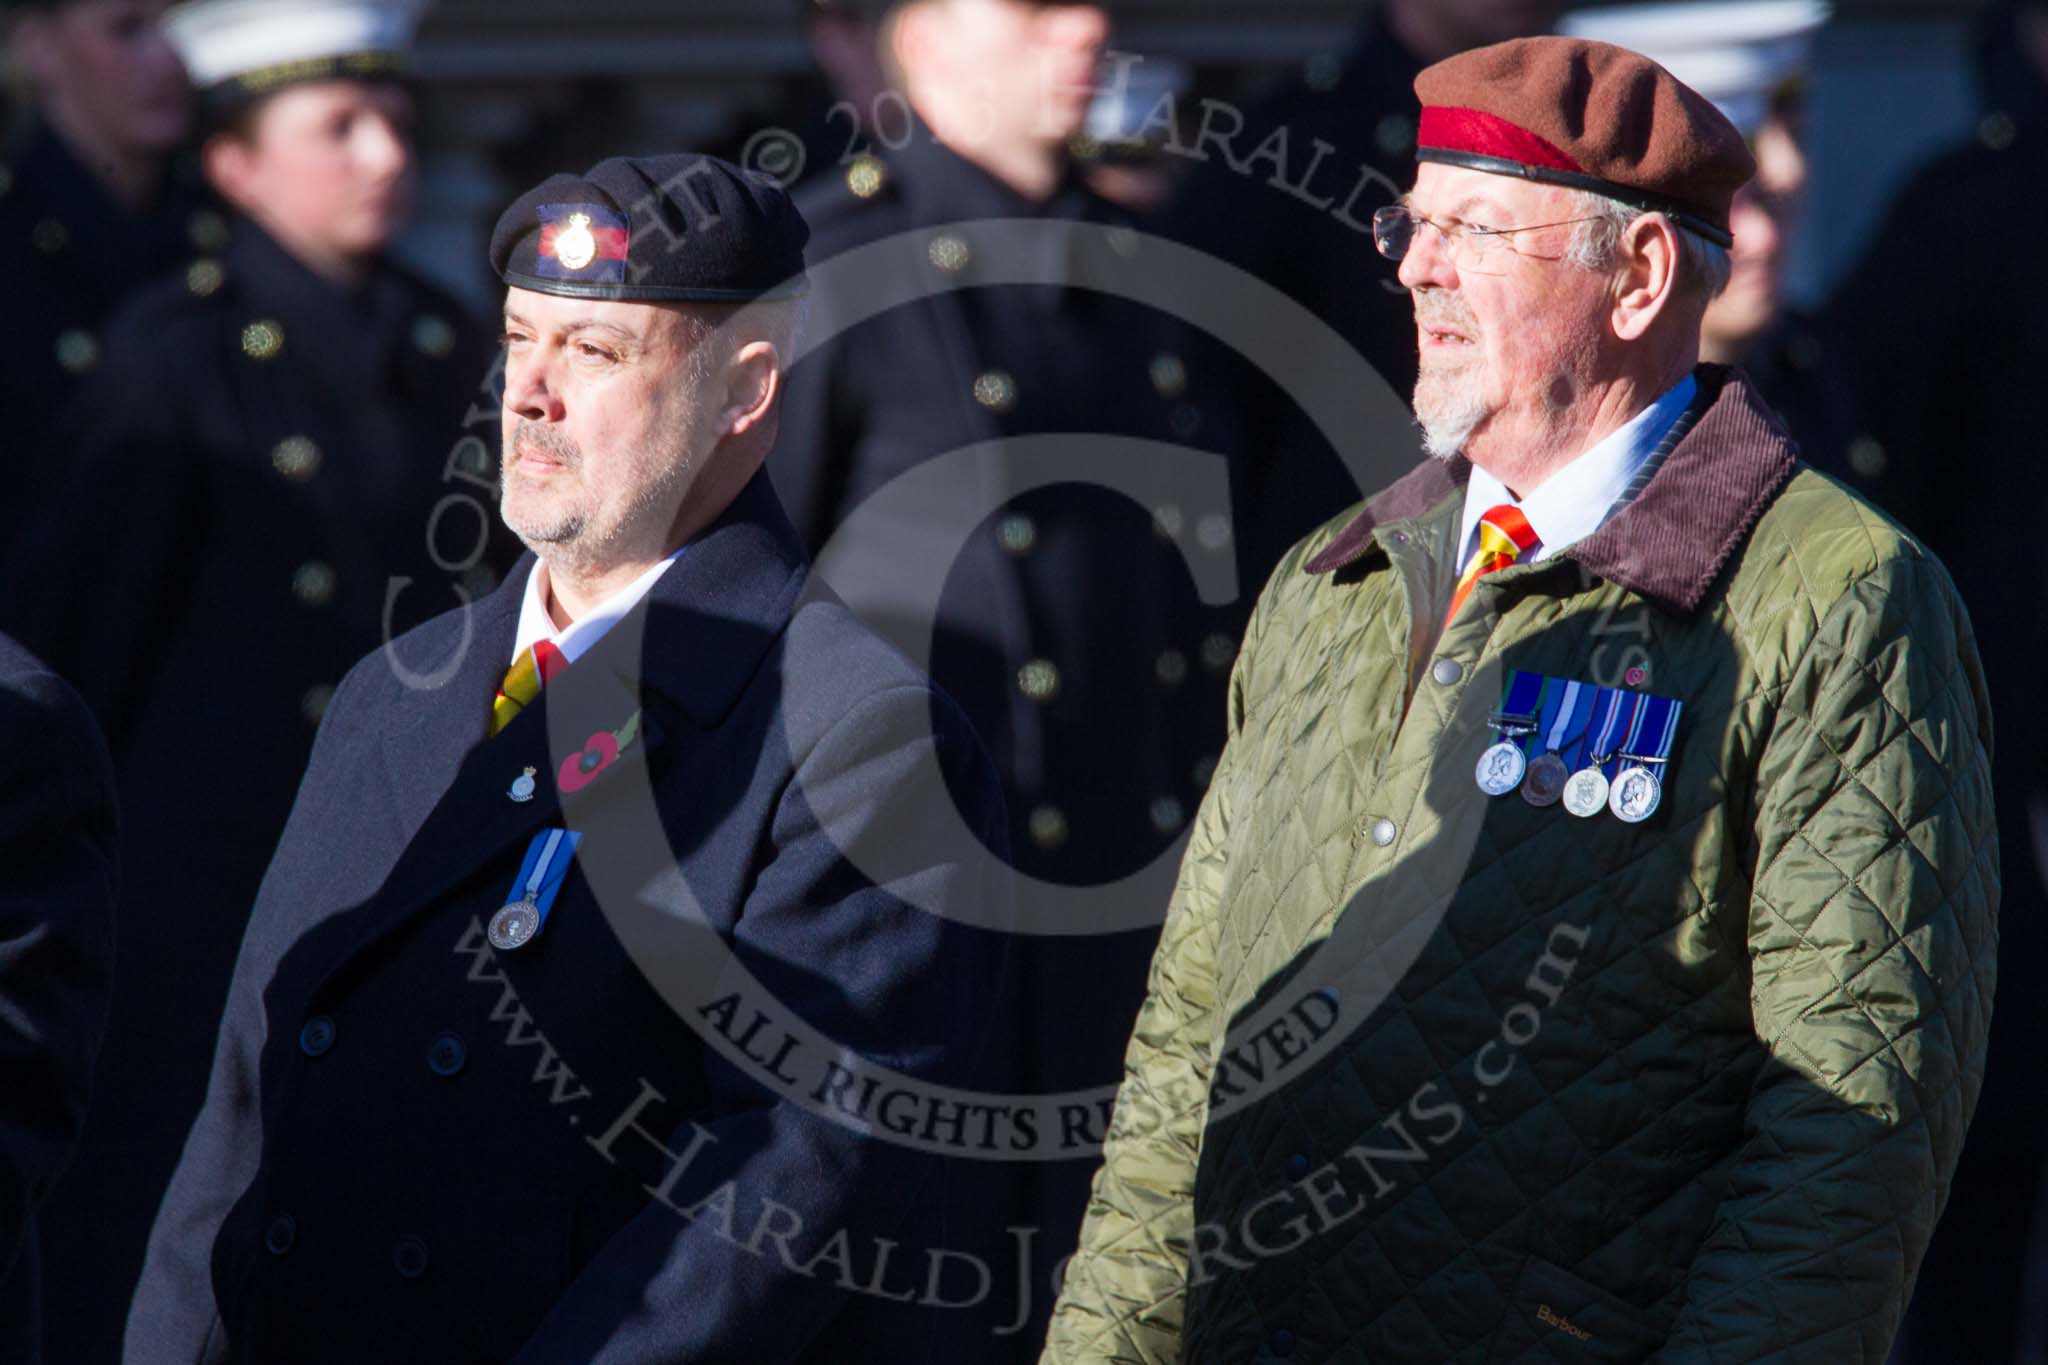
[[186, 258, 224, 297], [1149, 796, 1186, 836], [32, 217, 69, 253], [1270, 1327, 1297, 1357], [271, 436, 322, 482], [300, 684, 336, 727], [1370, 818, 1397, 848], [996, 514, 1037, 555], [264, 1214, 297, 1256], [1149, 352, 1188, 399], [1155, 649, 1188, 688], [1028, 804, 1069, 851], [54, 329, 98, 374], [1200, 633, 1238, 675], [241, 318, 285, 361], [411, 314, 456, 358], [299, 1016, 336, 1057], [927, 233, 970, 272], [427, 1032, 467, 1077], [1431, 657, 1463, 686], [1285, 1154, 1310, 1179], [393, 1233, 430, 1280], [1017, 659, 1061, 704], [292, 561, 337, 607], [972, 369, 1018, 414]]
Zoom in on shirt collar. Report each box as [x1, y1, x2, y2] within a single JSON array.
[[1456, 373, 1697, 567], [512, 549, 684, 667]]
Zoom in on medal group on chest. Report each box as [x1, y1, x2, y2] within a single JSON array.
[[1475, 671, 1681, 824]]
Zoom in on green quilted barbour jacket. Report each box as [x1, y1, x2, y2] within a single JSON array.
[[1041, 368, 1998, 1364]]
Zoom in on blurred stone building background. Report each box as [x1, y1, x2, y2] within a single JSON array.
[[394, 0, 1981, 310]]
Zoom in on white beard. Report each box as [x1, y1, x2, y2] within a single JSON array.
[[1413, 358, 1492, 461]]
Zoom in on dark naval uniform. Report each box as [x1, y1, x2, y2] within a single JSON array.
[[1159, 8, 1431, 595], [1821, 13, 2048, 1357], [0, 121, 213, 492], [5, 218, 509, 1365], [126, 472, 1012, 1364], [0, 634, 118, 1365], [768, 129, 1234, 1351]]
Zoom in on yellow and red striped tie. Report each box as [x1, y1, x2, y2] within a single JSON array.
[[1444, 504, 1539, 628], [490, 639, 567, 736]]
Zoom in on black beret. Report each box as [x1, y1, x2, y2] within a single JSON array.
[[490, 153, 810, 303]]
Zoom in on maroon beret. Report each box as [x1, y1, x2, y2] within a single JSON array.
[[1413, 37, 1755, 247]]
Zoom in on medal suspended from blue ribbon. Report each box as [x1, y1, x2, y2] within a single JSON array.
[[1476, 670, 1547, 796], [489, 827, 584, 951]]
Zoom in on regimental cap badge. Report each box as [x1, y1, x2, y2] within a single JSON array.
[[536, 202, 630, 283]]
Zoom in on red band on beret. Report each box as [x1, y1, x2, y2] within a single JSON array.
[[1417, 106, 1586, 175]]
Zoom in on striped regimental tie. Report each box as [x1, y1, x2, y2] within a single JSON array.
[[1444, 504, 1539, 628], [490, 638, 568, 737]]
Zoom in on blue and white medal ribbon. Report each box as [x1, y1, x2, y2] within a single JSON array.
[[1609, 694, 1682, 824], [489, 828, 584, 951]]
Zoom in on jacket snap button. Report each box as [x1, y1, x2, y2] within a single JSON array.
[[1271, 1327, 1297, 1357], [1285, 1154, 1309, 1179], [1370, 818, 1397, 847], [264, 1214, 296, 1256], [393, 1234, 430, 1280], [427, 1032, 467, 1077], [298, 1016, 335, 1057], [1431, 657, 1462, 686]]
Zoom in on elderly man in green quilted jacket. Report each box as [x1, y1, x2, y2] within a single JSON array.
[[1042, 35, 1997, 1365]]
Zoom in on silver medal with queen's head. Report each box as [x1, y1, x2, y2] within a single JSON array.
[[488, 900, 542, 951], [1475, 740, 1527, 796], [1608, 766, 1663, 824]]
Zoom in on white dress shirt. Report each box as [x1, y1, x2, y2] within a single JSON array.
[[511, 550, 684, 666], [1455, 374, 1697, 568]]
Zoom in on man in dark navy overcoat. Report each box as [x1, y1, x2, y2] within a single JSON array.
[[126, 151, 1014, 1364]]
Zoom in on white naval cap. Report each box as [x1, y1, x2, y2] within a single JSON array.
[[163, 0, 427, 94], [1560, 0, 1830, 137]]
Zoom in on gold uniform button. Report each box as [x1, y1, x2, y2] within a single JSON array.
[[927, 234, 970, 272], [1149, 796, 1187, 835], [1017, 659, 1061, 704], [996, 514, 1037, 555], [1149, 353, 1188, 399], [291, 561, 337, 607], [242, 319, 285, 361], [412, 314, 456, 358], [847, 155, 886, 199], [300, 683, 336, 726], [1155, 649, 1188, 688], [188, 209, 230, 252], [271, 436, 322, 482], [973, 370, 1017, 414], [54, 329, 99, 374], [1028, 804, 1069, 850], [1200, 632, 1237, 674], [186, 258, 225, 297], [32, 218, 69, 253]]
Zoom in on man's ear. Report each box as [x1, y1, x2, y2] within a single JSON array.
[[1611, 213, 1682, 342], [720, 341, 782, 439]]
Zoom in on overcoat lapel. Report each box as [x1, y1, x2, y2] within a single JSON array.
[[318, 472, 811, 991]]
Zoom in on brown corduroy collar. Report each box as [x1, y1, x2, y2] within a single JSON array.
[[1301, 365, 1799, 615]]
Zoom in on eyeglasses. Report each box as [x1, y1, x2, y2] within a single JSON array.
[[1371, 206, 1607, 274]]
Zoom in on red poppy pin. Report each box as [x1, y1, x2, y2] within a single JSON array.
[[557, 710, 640, 794]]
